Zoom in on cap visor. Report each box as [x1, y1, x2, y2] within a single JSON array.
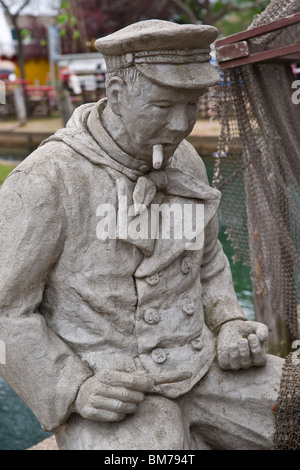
[[136, 62, 220, 89]]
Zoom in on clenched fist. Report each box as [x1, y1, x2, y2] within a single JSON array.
[[217, 320, 269, 371]]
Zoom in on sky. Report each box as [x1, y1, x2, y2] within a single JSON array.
[[0, 0, 60, 56], [0, 9, 14, 57], [1, 0, 60, 16]]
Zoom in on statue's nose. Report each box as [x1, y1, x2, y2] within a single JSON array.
[[167, 105, 189, 133]]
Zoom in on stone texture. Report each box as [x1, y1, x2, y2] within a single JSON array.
[[0, 20, 284, 450]]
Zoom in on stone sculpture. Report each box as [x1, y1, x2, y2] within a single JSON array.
[[0, 20, 284, 450]]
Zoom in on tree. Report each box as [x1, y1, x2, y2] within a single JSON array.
[[56, 0, 269, 51], [56, 0, 177, 54], [170, 0, 270, 27], [0, 0, 33, 80], [100, 0, 175, 32]]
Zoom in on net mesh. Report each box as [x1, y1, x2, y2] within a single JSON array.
[[211, 0, 300, 345], [210, 0, 300, 449], [273, 352, 300, 450]]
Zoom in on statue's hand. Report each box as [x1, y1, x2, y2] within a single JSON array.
[[217, 320, 268, 371], [73, 370, 154, 422]]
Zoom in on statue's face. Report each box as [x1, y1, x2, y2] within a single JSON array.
[[118, 74, 205, 163]]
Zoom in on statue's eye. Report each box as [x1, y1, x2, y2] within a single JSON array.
[[153, 103, 171, 109]]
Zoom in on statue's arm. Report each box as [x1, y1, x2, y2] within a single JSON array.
[[0, 168, 93, 432], [174, 142, 268, 369], [201, 214, 247, 331], [201, 214, 268, 370]]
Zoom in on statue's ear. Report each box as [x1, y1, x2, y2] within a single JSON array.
[[106, 76, 126, 116]]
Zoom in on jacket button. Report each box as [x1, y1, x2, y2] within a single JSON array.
[[143, 308, 160, 324], [152, 348, 167, 364], [146, 273, 160, 286], [191, 337, 204, 351], [181, 298, 195, 316], [181, 257, 192, 274]]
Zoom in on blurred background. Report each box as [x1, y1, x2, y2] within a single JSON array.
[[0, 0, 270, 123]]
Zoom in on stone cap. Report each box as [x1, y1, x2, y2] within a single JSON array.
[[95, 20, 220, 89]]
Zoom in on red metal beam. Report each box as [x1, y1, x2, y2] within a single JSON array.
[[215, 12, 300, 47], [217, 43, 300, 69], [215, 12, 300, 69]]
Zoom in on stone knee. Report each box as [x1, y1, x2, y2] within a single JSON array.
[[56, 394, 185, 450]]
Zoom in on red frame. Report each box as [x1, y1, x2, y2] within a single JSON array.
[[215, 12, 300, 69]]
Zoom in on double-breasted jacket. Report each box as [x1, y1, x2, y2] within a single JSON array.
[[0, 100, 246, 432]]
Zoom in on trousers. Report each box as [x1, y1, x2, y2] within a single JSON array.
[[55, 354, 283, 450]]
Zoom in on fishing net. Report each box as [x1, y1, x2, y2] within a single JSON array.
[[211, 0, 300, 348], [273, 351, 300, 450], [210, 0, 300, 449]]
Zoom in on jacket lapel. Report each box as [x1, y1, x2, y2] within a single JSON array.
[[134, 192, 220, 278]]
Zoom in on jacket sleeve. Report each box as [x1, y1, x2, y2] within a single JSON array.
[[201, 214, 248, 333], [174, 141, 247, 332], [0, 164, 93, 432]]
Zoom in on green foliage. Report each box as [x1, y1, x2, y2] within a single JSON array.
[[57, 0, 80, 40], [57, 13, 69, 24], [70, 16, 78, 27], [212, 0, 268, 8], [59, 27, 67, 38], [20, 28, 31, 41], [60, 0, 70, 9], [216, 1, 270, 35], [175, 0, 269, 29], [0, 165, 15, 185], [216, 11, 251, 35]]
